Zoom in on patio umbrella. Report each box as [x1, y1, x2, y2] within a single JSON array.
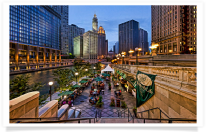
[[94, 77, 104, 82], [79, 80, 88, 83], [58, 91, 73, 96], [102, 73, 110, 77], [72, 84, 82, 88], [82, 78, 92, 80]]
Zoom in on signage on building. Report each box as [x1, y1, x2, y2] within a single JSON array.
[[135, 71, 156, 107]]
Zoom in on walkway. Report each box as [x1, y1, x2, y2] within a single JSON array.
[[72, 77, 137, 118]]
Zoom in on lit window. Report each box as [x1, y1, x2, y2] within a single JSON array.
[[194, 29, 196, 31], [194, 15, 196, 18], [194, 33, 195, 35], [194, 24, 196, 27], [194, 42, 196, 44], [194, 11, 195, 13], [194, 38, 196, 40], [194, 6, 195, 9]]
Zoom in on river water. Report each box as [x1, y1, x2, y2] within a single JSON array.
[[10, 67, 72, 96]]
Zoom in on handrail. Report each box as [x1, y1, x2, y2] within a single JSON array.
[[17, 117, 96, 123], [137, 107, 170, 121], [135, 107, 196, 123], [128, 108, 134, 123]]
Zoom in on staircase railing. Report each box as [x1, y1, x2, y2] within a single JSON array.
[[13, 117, 96, 123], [128, 108, 134, 123], [135, 107, 196, 123]]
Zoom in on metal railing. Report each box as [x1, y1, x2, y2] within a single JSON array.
[[135, 107, 196, 123], [12, 117, 96, 123], [128, 108, 134, 123]]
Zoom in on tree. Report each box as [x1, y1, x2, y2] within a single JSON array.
[[10, 75, 44, 100], [52, 68, 74, 90]]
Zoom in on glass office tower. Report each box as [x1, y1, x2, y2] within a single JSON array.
[[9, 5, 62, 70]]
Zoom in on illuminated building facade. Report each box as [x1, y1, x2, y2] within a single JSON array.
[[151, 5, 197, 54], [69, 24, 85, 54], [98, 26, 108, 59], [73, 35, 83, 58], [9, 5, 61, 70], [52, 6, 69, 55]]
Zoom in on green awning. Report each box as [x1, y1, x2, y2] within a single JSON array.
[[82, 77, 92, 80], [72, 84, 82, 88], [102, 73, 110, 77], [79, 80, 88, 83], [94, 77, 104, 81], [58, 91, 73, 96]]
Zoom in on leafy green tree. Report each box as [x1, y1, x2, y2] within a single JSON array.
[[52, 68, 74, 90], [10, 75, 44, 100]]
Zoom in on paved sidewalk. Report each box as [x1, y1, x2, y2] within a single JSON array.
[[73, 78, 136, 118]]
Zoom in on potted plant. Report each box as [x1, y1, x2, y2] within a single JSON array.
[[110, 97, 115, 107], [96, 95, 104, 107], [121, 100, 127, 108], [133, 107, 137, 117], [108, 83, 111, 90]]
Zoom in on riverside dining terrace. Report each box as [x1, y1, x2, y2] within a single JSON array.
[[72, 75, 136, 118]]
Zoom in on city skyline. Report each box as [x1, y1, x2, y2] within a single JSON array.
[[6, 3, 200, 128], [69, 5, 151, 52]]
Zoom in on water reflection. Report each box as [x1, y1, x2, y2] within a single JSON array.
[[10, 67, 72, 96]]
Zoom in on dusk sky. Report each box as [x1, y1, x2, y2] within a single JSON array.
[[69, 5, 151, 52]]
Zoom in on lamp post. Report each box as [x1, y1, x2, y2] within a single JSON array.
[[149, 44, 159, 56], [122, 54, 125, 69], [85, 69, 88, 77], [75, 72, 78, 84], [48, 81, 53, 101], [135, 47, 142, 65], [93, 66, 96, 76]]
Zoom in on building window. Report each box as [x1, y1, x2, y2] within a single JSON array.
[[173, 43, 177, 52]]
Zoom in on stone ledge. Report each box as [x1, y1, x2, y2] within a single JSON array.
[[39, 100, 58, 118], [10, 91, 39, 112], [155, 80, 196, 101]]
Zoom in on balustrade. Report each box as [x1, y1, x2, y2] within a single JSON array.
[[112, 64, 196, 86]]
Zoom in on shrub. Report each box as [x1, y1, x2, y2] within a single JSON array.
[[110, 97, 115, 107], [121, 100, 127, 108]]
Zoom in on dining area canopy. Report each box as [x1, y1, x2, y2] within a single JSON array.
[[101, 65, 114, 74]]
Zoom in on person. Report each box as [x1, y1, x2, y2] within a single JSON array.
[[62, 99, 66, 105], [90, 90, 93, 96], [68, 98, 72, 107], [97, 89, 100, 95], [89, 97, 93, 103]]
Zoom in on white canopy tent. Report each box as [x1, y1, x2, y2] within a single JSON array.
[[101, 65, 114, 74]]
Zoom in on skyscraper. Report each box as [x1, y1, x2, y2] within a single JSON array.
[[73, 35, 83, 58], [83, 31, 98, 63], [119, 20, 140, 54], [92, 14, 98, 32], [52, 6, 69, 55], [151, 5, 197, 54], [115, 41, 119, 54], [98, 26, 107, 59], [9, 5, 61, 70], [69, 24, 85, 54], [139, 28, 149, 54]]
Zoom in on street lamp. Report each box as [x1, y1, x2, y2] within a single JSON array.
[[149, 44, 159, 56], [135, 47, 142, 65], [48, 81, 53, 101], [85, 69, 88, 77], [122, 54, 125, 69], [75, 72, 78, 84], [128, 49, 134, 57], [93, 66, 96, 76]]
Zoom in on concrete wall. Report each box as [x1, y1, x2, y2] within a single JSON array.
[[10, 91, 39, 123], [113, 64, 196, 121], [39, 100, 58, 119]]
